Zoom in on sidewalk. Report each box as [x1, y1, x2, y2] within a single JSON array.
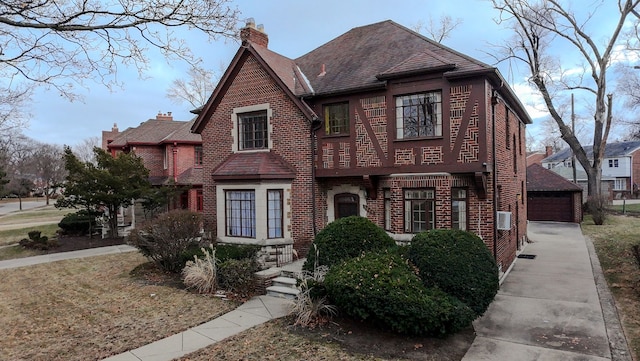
[[462, 221, 631, 361], [0, 244, 137, 270], [102, 295, 292, 361]]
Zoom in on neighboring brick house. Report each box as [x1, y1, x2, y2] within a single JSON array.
[[192, 20, 531, 273], [104, 112, 204, 218], [542, 140, 640, 199]]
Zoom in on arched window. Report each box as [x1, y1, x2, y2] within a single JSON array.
[[334, 193, 359, 219]]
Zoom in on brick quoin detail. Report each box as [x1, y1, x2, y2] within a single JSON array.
[[362, 96, 388, 158], [355, 115, 382, 167], [339, 142, 350, 168], [421, 146, 443, 164], [322, 143, 334, 169], [458, 101, 480, 163], [450, 85, 471, 149], [395, 148, 415, 165]]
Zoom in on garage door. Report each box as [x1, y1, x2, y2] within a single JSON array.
[[528, 193, 574, 222]]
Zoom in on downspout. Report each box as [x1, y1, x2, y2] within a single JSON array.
[[172, 142, 178, 183], [310, 117, 322, 236], [491, 90, 499, 262]]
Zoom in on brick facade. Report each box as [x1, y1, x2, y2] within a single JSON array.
[[192, 21, 531, 274]]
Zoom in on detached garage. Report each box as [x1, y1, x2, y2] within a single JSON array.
[[527, 164, 583, 223]]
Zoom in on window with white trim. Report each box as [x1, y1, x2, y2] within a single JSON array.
[[404, 189, 435, 233], [225, 190, 255, 238], [267, 190, 283, 238], [609, 159, 619, 168], [452, 188, 467, 231], [614, 178, 627, 191], [384, 189, 391, 231], [396, 91, 442, 139], [238, 111, 268, 150], [232, 104, 273, 152]]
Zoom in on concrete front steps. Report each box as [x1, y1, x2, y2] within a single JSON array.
[[266, 276, 300, 299]]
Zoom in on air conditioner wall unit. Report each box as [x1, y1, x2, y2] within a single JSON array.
[[497, 211, 512, 230]]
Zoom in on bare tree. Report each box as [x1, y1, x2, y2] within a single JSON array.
[[3, 134, 37, 209], [73, 136, 102, 165], [30, 142, 66, 205], [491, 0, 639, 222], [413, 15, 463, 43], [166, 64, 223, 109], [0, 0, 240, 100]]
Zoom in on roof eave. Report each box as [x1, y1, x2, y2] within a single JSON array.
[[376, 64, 457, 80]]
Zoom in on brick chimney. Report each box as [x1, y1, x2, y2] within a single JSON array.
[[156, 111, 173, 121], [545, 145, 553, 157], [240, 18, 268, 48]]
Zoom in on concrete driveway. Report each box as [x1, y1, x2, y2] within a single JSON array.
[[462, 221, 631, 361]]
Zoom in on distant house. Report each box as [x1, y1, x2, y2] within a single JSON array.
[[527, 164, 583, 222], [526, 146, 553, 166], [542, 140, 640, 199], [103, 112, 203, 222], [192, 20, 531, 273]]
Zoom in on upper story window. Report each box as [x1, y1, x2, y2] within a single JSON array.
[[232, 104, 273, 153], [324, 102, 349, 135], [194, 145, 203, 166], [609, 159, 619, 168], [395, 91, 442, 139], [239, 111, 268, 150]]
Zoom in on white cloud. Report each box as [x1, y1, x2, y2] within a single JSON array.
[[510, 81, 549, 119]]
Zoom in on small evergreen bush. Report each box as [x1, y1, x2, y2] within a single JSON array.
[[58, 210, 98, 236], [19, 230, 58, 250], [407, 229, 499, 317], [303, 216, 395, 271], [216, 243, 262, 262], [217, 258, 260, 297], [324, 250, 475, 336], [127, 210, 204, 272]]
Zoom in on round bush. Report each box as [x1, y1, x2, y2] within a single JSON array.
[[407, 229, 499, 317], [58, 210, 98, 236], [324, 250, 475, 336], [303, 216, 395, 272]]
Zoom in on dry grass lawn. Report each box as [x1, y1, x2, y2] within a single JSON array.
[[582, 214, 640, 360], [0, 252, 236, 361]]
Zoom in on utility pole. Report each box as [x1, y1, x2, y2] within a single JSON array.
[[572, 93, 577, 183]]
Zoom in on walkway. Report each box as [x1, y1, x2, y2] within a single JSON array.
[[462, 222, 631, 361]]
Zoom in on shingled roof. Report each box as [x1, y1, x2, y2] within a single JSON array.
[[543, 140, 640, 163], [211, 151, 296, 181], [109, 119, 201, 148], [192, 19, 532, 134], [295, 20, 491, 96], [527, 164, 583, 192]]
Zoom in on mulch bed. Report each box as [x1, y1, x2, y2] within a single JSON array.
[[44, 235, 126, 254]]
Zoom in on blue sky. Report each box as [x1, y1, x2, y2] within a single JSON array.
[[20, 0, 626, 149]]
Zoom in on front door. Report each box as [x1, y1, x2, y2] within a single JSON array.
[[335, 193, 359, 219]]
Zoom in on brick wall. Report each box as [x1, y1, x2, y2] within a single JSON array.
[[200, 55, 316, 254], [132, 146, 165, 178]]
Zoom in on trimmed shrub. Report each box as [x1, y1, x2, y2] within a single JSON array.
[[58, 210, 98, 236], [216, 244, 262, 262], [19, 230, 58, 250], [127, 210, 204, 272], [407, 229, 499, 317], [303, 216, 396, 271], [217, 258, 260, 297], [324, 250, 475, 336]]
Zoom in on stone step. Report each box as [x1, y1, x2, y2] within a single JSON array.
[[266, 285, 300, 299], [271, 276, 297, 288]]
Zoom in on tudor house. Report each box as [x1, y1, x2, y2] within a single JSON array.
[[104, 112, 204, 220], [192, 20, 531, 273]]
